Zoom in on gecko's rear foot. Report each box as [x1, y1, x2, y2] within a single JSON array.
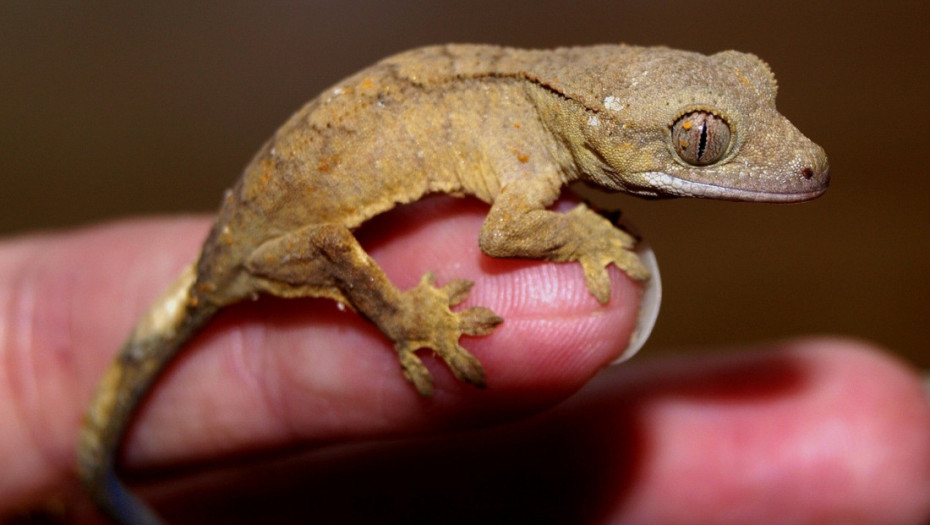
[[391, 272, 502, 397]]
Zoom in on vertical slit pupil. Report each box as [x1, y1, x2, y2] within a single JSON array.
[[697, 120, 708, 162]]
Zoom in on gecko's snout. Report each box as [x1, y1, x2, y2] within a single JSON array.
[[791, 141, 830, 199]]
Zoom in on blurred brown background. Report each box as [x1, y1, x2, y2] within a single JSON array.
[[2, 2, 927, 367]]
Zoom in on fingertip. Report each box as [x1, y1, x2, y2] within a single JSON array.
[[463, 261, 641, 395]]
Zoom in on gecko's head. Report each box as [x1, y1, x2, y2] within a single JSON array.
[[579, 48, 829, 202]]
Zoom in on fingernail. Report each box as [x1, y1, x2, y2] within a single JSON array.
[[612, 238, 662, 364]]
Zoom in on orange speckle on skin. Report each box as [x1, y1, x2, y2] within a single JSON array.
[[682, 121, 692, 130], [256, 158, 275, 186], [317, 154, 340, 172], [513, 123, 521, 129], [510, 147, 529, 163], [735, 69, 751, 85], [680, 140, 688, 148], [360, 77, 374, 90]]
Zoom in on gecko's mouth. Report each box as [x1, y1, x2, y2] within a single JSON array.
[[640, 171, 829, 203]]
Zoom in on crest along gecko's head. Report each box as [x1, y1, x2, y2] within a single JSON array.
[[578, 48, 829, 202]]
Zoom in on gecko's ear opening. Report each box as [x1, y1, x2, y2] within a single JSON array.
[[712, 50, 778, 100]]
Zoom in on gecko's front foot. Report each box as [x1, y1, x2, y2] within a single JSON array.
[[567, 204, 651, 303], [389, 272, 503, 397]]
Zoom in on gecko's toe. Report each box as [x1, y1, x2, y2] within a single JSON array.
[[459, 307, 503, 336], [581, 259, 612, 304], [398, 347, 435, 397], [441, 278, 474, 306], [443, 344, 487, 388], [615, 250, 651, 282]]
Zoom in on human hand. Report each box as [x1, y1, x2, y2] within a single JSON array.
[[2, 198, 928, 523]]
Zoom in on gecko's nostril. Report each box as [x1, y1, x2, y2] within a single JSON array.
[[801, 167, 814, 179]]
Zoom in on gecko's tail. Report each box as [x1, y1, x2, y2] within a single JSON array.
[[77, 263, 220, 525]]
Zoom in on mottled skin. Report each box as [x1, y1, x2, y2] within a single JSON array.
[[77, 44, 829, 524]]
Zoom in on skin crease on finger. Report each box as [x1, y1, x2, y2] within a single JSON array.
[[0, 195, 640, 512]]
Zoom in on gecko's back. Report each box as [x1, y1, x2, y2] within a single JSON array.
[[192, 45, 578, 304]]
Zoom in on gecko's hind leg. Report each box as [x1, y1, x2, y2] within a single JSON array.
[[245, 223, 503, 396]]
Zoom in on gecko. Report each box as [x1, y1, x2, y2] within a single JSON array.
[[77, 44, 829, 524]]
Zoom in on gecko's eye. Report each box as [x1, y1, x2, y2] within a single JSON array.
[[671, 111, 731, 166]]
